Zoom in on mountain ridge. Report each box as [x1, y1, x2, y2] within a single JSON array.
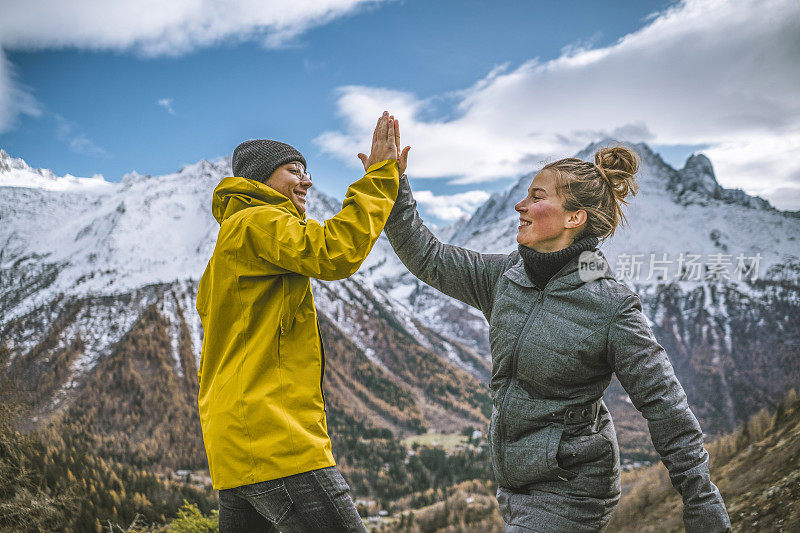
[[2, 140, 799, 478]]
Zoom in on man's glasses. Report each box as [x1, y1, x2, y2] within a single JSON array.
[[288, 164, 311, 182]]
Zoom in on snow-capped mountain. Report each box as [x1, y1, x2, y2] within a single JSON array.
[[372, 140, 800, 440], [1, 141, 798, 462], [0, 149, 490, 447], [0, 149, 111, 192], [371, 141, 800, 358], [449, 141, 798, 273]]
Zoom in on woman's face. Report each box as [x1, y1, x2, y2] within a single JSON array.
[[515, 169, 584, 252], [265, 161, 312, 214]]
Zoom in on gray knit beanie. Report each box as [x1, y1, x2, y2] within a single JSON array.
[[232, 139, 307, 184]]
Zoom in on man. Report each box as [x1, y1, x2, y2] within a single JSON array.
[[196, 112, 405, 532]]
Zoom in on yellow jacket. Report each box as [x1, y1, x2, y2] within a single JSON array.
[[196, 159, 399, 489]]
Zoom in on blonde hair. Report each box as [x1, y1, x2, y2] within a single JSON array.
[[542, 145, 640, 241]]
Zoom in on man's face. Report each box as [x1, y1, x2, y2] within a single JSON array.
[[264, 161, 312, 214]]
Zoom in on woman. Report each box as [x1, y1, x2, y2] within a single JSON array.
[[379, 129, 730, 531]]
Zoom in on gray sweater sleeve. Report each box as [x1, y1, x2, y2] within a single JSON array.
[[383, 175, 508, 316], [608, 293, 731, 532]]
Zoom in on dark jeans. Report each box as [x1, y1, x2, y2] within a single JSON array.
[[218, 466, 367, 533]]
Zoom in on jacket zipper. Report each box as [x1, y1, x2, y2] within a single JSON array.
[[316, 318, 327, 411], [498, 288, 545, 485], [496, 256, 582, 486]]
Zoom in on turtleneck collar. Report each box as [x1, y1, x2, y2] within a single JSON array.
[[518, 235, 599, 289]]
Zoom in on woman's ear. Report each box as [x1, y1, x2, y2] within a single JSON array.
[[567, 209, 588, 228]]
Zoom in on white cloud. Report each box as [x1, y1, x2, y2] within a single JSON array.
[[702, 133, 800, 210], [0, 0, 382, 55], [760, 183, 800, 213], [0, 0, 384, 132], [55, 114, 107, 157], [414, 189, 491, 221], [157, 98, 176, 115], [0, 48, 40, 133], [315, 0, 800, 208], [303, 58, 326, 73]]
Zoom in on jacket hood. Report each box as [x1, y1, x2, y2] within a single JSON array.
[[211, 176, 306, 225]]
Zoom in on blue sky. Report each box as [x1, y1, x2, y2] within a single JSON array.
[[1, 0, 798, 222]]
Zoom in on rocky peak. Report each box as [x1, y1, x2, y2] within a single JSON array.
[[121, 171, 150, 188], [678, 153, 721, 196], [178, 158, 228, 178], [683, 152, 715, 176], [449, 139, 673, 247], [0, 149, 31, 173], [573, 139, 686, 194], [671, 152, 773, 211], [577, 139, 670, 174]]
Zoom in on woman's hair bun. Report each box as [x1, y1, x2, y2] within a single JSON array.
[[594, 145, 640, 202]]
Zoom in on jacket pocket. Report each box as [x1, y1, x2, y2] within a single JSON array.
[[558, 431, 617, 498], [280, 275, 309, 333], [504, 425, 577, 488], [557, 432, 612, 471]]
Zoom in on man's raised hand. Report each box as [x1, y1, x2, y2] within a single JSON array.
[[358, 111, 405, 173]]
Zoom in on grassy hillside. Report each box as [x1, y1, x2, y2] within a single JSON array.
[[3, 284, 798, 531], [377, 385, 800, 532], [0, 295, 495, 530], [0, 380, 216, 533], [608, 387, 800, 532]]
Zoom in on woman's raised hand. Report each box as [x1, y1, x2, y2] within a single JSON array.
[[392, 116, 411, 176]]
